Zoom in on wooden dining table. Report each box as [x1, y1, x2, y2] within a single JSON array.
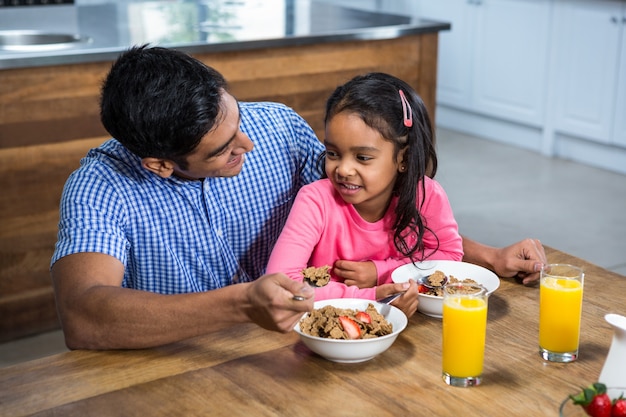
[[1, 246, 625, 417]]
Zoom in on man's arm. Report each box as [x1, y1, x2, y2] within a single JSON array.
[[51, 252, 314, 350], [461, 236, 546, 285]]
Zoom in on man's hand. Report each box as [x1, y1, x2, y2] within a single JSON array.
[[491, 239, 546, 285], [244, 273, 315, 333], [462, 237, 547, 286]]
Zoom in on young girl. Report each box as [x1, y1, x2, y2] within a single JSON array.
[[266, 73, 463, 316]]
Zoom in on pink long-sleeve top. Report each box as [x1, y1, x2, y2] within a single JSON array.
[[265, 178, 463, 300]]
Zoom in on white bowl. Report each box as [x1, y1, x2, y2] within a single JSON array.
[[392, 260, 500, 319], [294, 298, 408, 363]]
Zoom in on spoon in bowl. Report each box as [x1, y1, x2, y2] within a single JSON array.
[[378, 272, 449, 304], [417, 272, 448, 292]]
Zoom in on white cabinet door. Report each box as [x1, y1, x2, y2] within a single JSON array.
[[419, 0, 550, 126], [471, 0, 550, 126], [418, 0, 473, 107], [551, 0, 622, 144], [612, 7, 626, 148]]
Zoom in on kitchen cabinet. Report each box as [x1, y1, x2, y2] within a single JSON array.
[[414, 0, 626, 174], [615, 18, 626, 148], [328, 0, 420, 15], [551, 0, 626, 148], [417, 0, 473, 107], [418, 0, 551, 127]]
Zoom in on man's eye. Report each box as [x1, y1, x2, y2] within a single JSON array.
[[326, 150, 338, 159], [208, 145, 230, 160]]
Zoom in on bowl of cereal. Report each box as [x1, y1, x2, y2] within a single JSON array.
[[294, 298, 408, 363], [392, 260, 500, 318]]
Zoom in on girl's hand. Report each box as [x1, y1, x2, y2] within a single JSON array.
[[333, 259, 377, 288], [375, 281, 419, 318]]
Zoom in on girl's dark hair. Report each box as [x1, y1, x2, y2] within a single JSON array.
[[100, 45, 228, 169], [324, 72, 439, 262]]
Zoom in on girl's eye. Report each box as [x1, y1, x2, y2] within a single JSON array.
[[357, 155, 373, 162]]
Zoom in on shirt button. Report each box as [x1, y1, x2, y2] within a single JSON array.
[[232, 274, 239, 283]]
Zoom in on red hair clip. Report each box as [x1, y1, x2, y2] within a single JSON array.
[[399, 90, 413, 128]]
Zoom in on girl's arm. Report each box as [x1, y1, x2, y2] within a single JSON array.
[[266, 183, 378, 301], [265, 188, 322, 281]]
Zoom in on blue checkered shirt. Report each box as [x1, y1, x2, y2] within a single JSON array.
[[51, 102, 324, 293]]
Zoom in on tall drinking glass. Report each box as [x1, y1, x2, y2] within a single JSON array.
[[539, 264, 584, 363], [442, 283, 488, 387]]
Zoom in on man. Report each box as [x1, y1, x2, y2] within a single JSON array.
[[51, 45, 545, 350]]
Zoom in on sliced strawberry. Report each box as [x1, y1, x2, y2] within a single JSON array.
[[355, 311, 371, 324], [418, 284, 429, 294], [338, 316, 361, 339]]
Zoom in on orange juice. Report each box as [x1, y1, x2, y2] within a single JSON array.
[[539, 276, 583, 353], [442, 296, 488, 378]]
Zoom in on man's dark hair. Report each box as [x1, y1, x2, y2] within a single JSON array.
[[100, 45, 228, 167]]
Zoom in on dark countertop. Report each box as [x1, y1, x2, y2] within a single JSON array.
[[0, 0, 450, 70]]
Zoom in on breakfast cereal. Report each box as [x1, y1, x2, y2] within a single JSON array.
[[302, 265, 331, 287], [300, 303, 392, 340], [422, 270, 479, 296]]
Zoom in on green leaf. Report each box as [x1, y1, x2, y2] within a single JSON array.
[[592, 382, 607, 395]]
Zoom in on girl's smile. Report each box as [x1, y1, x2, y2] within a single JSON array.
[[335, 180, 361, 195]]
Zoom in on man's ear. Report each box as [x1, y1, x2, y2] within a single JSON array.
[[141, 157, 175, 178]]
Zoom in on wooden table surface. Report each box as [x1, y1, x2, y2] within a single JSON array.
[[1, 247, 624, 417]]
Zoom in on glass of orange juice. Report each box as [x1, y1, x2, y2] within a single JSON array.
[[539, 264, 584, 362], [442, 283, 488, 387]]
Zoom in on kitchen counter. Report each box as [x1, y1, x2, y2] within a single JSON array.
[[0, 0, 449, 69]]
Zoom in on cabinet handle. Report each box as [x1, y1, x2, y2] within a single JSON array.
[[611, 16, 619, 24]]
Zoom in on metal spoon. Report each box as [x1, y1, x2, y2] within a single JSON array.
[[376, 292, 405, 304], [377, 273, 449, 304], [292, 282, 317, 301]]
